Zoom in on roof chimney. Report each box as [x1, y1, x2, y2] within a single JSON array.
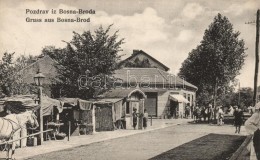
[[133, 50, 140, 55]]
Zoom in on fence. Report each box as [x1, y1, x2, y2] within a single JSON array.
[[0, 129, 53, 146]]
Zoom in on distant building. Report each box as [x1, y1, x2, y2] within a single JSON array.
[[103, 67, 197, 118], [112, 50, 197, 118]]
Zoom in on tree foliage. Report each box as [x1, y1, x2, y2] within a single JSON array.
[[0, 52, 15, 96], [178, 13, 246, 106], [0, 53, 37, 96], [49, 25, 124, 99]]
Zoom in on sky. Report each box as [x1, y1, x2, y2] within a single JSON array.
[[0, 0, 259, 88]]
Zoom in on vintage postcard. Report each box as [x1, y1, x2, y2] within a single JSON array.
[[0, 0, 259, 159]]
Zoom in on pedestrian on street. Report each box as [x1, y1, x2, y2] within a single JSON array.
[[132, 107, 138, 130], [216, 106, 224, 125], [201, 106, 207, 122], [245, 102, 260, 160], [143, 109, 148, 129], [194, 106, 201, 123], [233, 106, 244, 134], [248, 105, 254, 115], [228, 105, 234, 116], [185, 105, 190, 118], [207, 104, 213, 123]]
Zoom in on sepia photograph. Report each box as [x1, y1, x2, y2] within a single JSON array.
[[0, 0, 259, 159]]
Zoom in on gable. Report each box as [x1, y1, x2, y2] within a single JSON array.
[[118, 50, 169, 71]]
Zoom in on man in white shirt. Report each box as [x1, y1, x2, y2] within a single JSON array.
[[216, 106, 224, 125], [245, 103, 260, 160]]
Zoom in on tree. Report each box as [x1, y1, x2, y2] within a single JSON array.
[[41, 45, 63, 60], [14, 55, 37, 72], [178, 13, 246, 107], [51, 25, 124, 99], [231, 87, 253, 107], [0, 52, 15, 96], [11, 55, 38, 95]]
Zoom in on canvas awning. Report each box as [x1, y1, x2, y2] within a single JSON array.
[[3, 95, 63, 116], [95, 98, 123, 104], [78, 99, 92, 110], [58, 98, 92, 110], [169, 94, 189, 103]]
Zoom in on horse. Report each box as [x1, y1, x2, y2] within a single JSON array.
[[0, 110, 39, 159]]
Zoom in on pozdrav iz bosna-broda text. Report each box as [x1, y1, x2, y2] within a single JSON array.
[[25, 9, 95, 22]]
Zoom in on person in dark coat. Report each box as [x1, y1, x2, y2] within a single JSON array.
[[143, 109, 148, 129], [233, 106, 244, 133], [132, 107, 138, 130]]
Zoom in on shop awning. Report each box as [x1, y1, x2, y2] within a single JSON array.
[[169, 94, 189, 103], [3, 95, 63, 116], [95, 98, 123, 104], [58, 98, 93, 110]]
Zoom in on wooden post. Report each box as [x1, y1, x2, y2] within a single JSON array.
[[33, 137, 37, 146], [253, 9, 260, 106], [92, 105, 96, 133], [150, 115, 152, 126], [20, 126, 27, 147], [213, 80, 218, 120], [139, 99, 144, 130], [68, 121, 71, 141], [39, 86, 43, 145]]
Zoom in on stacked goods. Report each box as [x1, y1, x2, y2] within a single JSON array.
[[95, 103, 114, 131], [80, 110, 92, 124], [79, 110, 93, 135]]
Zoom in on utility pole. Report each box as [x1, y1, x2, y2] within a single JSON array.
[[238, 81, 241, 106], [254, 9, 259, 106], [247, 9, 260, 106]]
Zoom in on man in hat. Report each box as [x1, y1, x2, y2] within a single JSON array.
[[132, 107, 138, 130], [245, 102, 260, 160]]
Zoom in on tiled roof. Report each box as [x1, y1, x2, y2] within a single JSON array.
[[113, 68, 197, 90], [102, 88, 146, 98]]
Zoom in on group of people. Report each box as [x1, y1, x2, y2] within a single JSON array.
[[192, 104, 247, 127], [131, 104, 260, 159], [132, 108, 149, 130], [193, 105, 214, 123], [192, 104, 259, 159]]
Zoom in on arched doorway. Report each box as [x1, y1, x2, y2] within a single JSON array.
[[125, 89, 146, 129]]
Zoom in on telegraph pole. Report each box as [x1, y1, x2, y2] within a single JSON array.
[[253, 9, 259, 106], [247, 10, 260, 106], [238, 81, 241, 106]]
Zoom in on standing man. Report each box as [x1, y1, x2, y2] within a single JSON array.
[[132, 107, 138, 130], [248, 105, 254, 115], [143, 109, 148, 129], [216, 106, 224, 125], [245, 103, 260, 160], [233, 106, 244, 134], [207, 104, 213, 124], [185, 105, 190, 118]]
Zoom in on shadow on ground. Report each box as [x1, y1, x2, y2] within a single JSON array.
[[150, 133, 246, 160]]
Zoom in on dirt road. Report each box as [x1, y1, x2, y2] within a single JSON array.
[[25, 124, 246, 160]]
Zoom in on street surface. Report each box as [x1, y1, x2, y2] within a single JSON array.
[[25, 123, 247, 160]]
